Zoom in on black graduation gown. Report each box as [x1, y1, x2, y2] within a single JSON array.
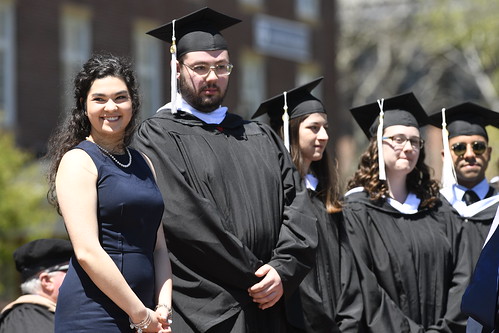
[[440, 187, 499, 269], [342, 190, 468, 333], [133, 110, 317, 333], [286, 191, 365, 333]]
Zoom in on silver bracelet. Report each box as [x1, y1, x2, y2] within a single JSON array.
[[155, 304, 173, 324], [129, 309, 152, 333]]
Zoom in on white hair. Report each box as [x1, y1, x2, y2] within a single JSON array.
[[20, 272, 58, 295]]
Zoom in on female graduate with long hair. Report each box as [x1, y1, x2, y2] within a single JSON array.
[[252, 77, 364, 333], [343, 92, 468, 332]]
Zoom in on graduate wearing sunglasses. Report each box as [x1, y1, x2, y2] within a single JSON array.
[[429, 103, 499, 254], [429, 103, 499, 332]]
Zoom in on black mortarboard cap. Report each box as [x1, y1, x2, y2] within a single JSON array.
[[251, 77, 324, 151], [350, 92, 429, 139], [251, 77, 325, 121], [14, 238, 73, 282], [428, 102, 499, 140], [147, 7, 241, 58]]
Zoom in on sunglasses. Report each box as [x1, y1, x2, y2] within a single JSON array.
[[450, 141, 487, 157]]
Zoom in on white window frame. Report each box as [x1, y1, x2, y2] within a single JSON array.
[[133, 19, 163, 118], [60, 4, 91, 112], [239, 50, 265, 120], [295, 0, 320, 22], [297, 65, 322, 99], [239, 0, 263, 8], [254, 14, 311, 63], [0, 0, 15, 128]]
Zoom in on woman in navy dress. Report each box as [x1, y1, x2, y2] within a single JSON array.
[[46, 54, 172, 332]]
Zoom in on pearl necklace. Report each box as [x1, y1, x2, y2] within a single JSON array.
[[93, 142, 132, 168]]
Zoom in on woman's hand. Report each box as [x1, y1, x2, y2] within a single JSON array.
[[154, 305, 172, 333], [139, 308, 171, 332]]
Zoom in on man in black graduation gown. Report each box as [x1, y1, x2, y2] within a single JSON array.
[[430, 103, 499, 262], [133, 8, 318, 333], [0, 238, 73, 333], [429, 103, 499, 332]]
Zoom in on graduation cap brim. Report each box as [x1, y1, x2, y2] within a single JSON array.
[[350, 92, 429, 139], [251, 77, 325, 121], [146, 7, 241, 57], [428, 102, 499, 139]]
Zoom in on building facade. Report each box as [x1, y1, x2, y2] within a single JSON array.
[[0, 0, 339, 157]]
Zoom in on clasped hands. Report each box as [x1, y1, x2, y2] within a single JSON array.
[[138, 307, 172, 333]]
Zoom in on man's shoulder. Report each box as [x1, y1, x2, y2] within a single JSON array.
[[437, 192, 455, 209], [1, 302, 54, 332], [0, 303, 54, 323], [142, 108, 178, 124], [2, 301, 52, 314], [136, 111, 280, 149], [138, 110, 198, 134], [237, 118, 271, 134]]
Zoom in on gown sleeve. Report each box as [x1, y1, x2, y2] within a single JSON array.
[[429, 203, 471, 333], [261, 125, 318, 294], [290, 208, 364, 333], [335, 216, 366, 333]]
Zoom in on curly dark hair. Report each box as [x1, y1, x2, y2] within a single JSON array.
[[288, 114, 342, 213], [346, 136, 440, 209], [46, 53, 140, 213]]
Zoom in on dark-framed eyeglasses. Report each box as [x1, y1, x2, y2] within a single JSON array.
[[451, 141, 487, 157], [382, 135, 424, 150], [181, 63, 233, 77]]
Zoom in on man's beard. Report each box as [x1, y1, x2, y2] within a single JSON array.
[[179, 75, 227, 113]]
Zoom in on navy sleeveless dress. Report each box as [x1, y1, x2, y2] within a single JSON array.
[[55, 140, 164, 332]]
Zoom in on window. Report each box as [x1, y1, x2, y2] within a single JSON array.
[[254, 14, 311, 62], [0, 0, 15, 127], [239, 50, 265, 119], [297, 65, 322, 99], [295, 0, 320, 22], [133, 20, 163, 118], [60, 4, 91, 112], [239, 0, 263, 8]]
